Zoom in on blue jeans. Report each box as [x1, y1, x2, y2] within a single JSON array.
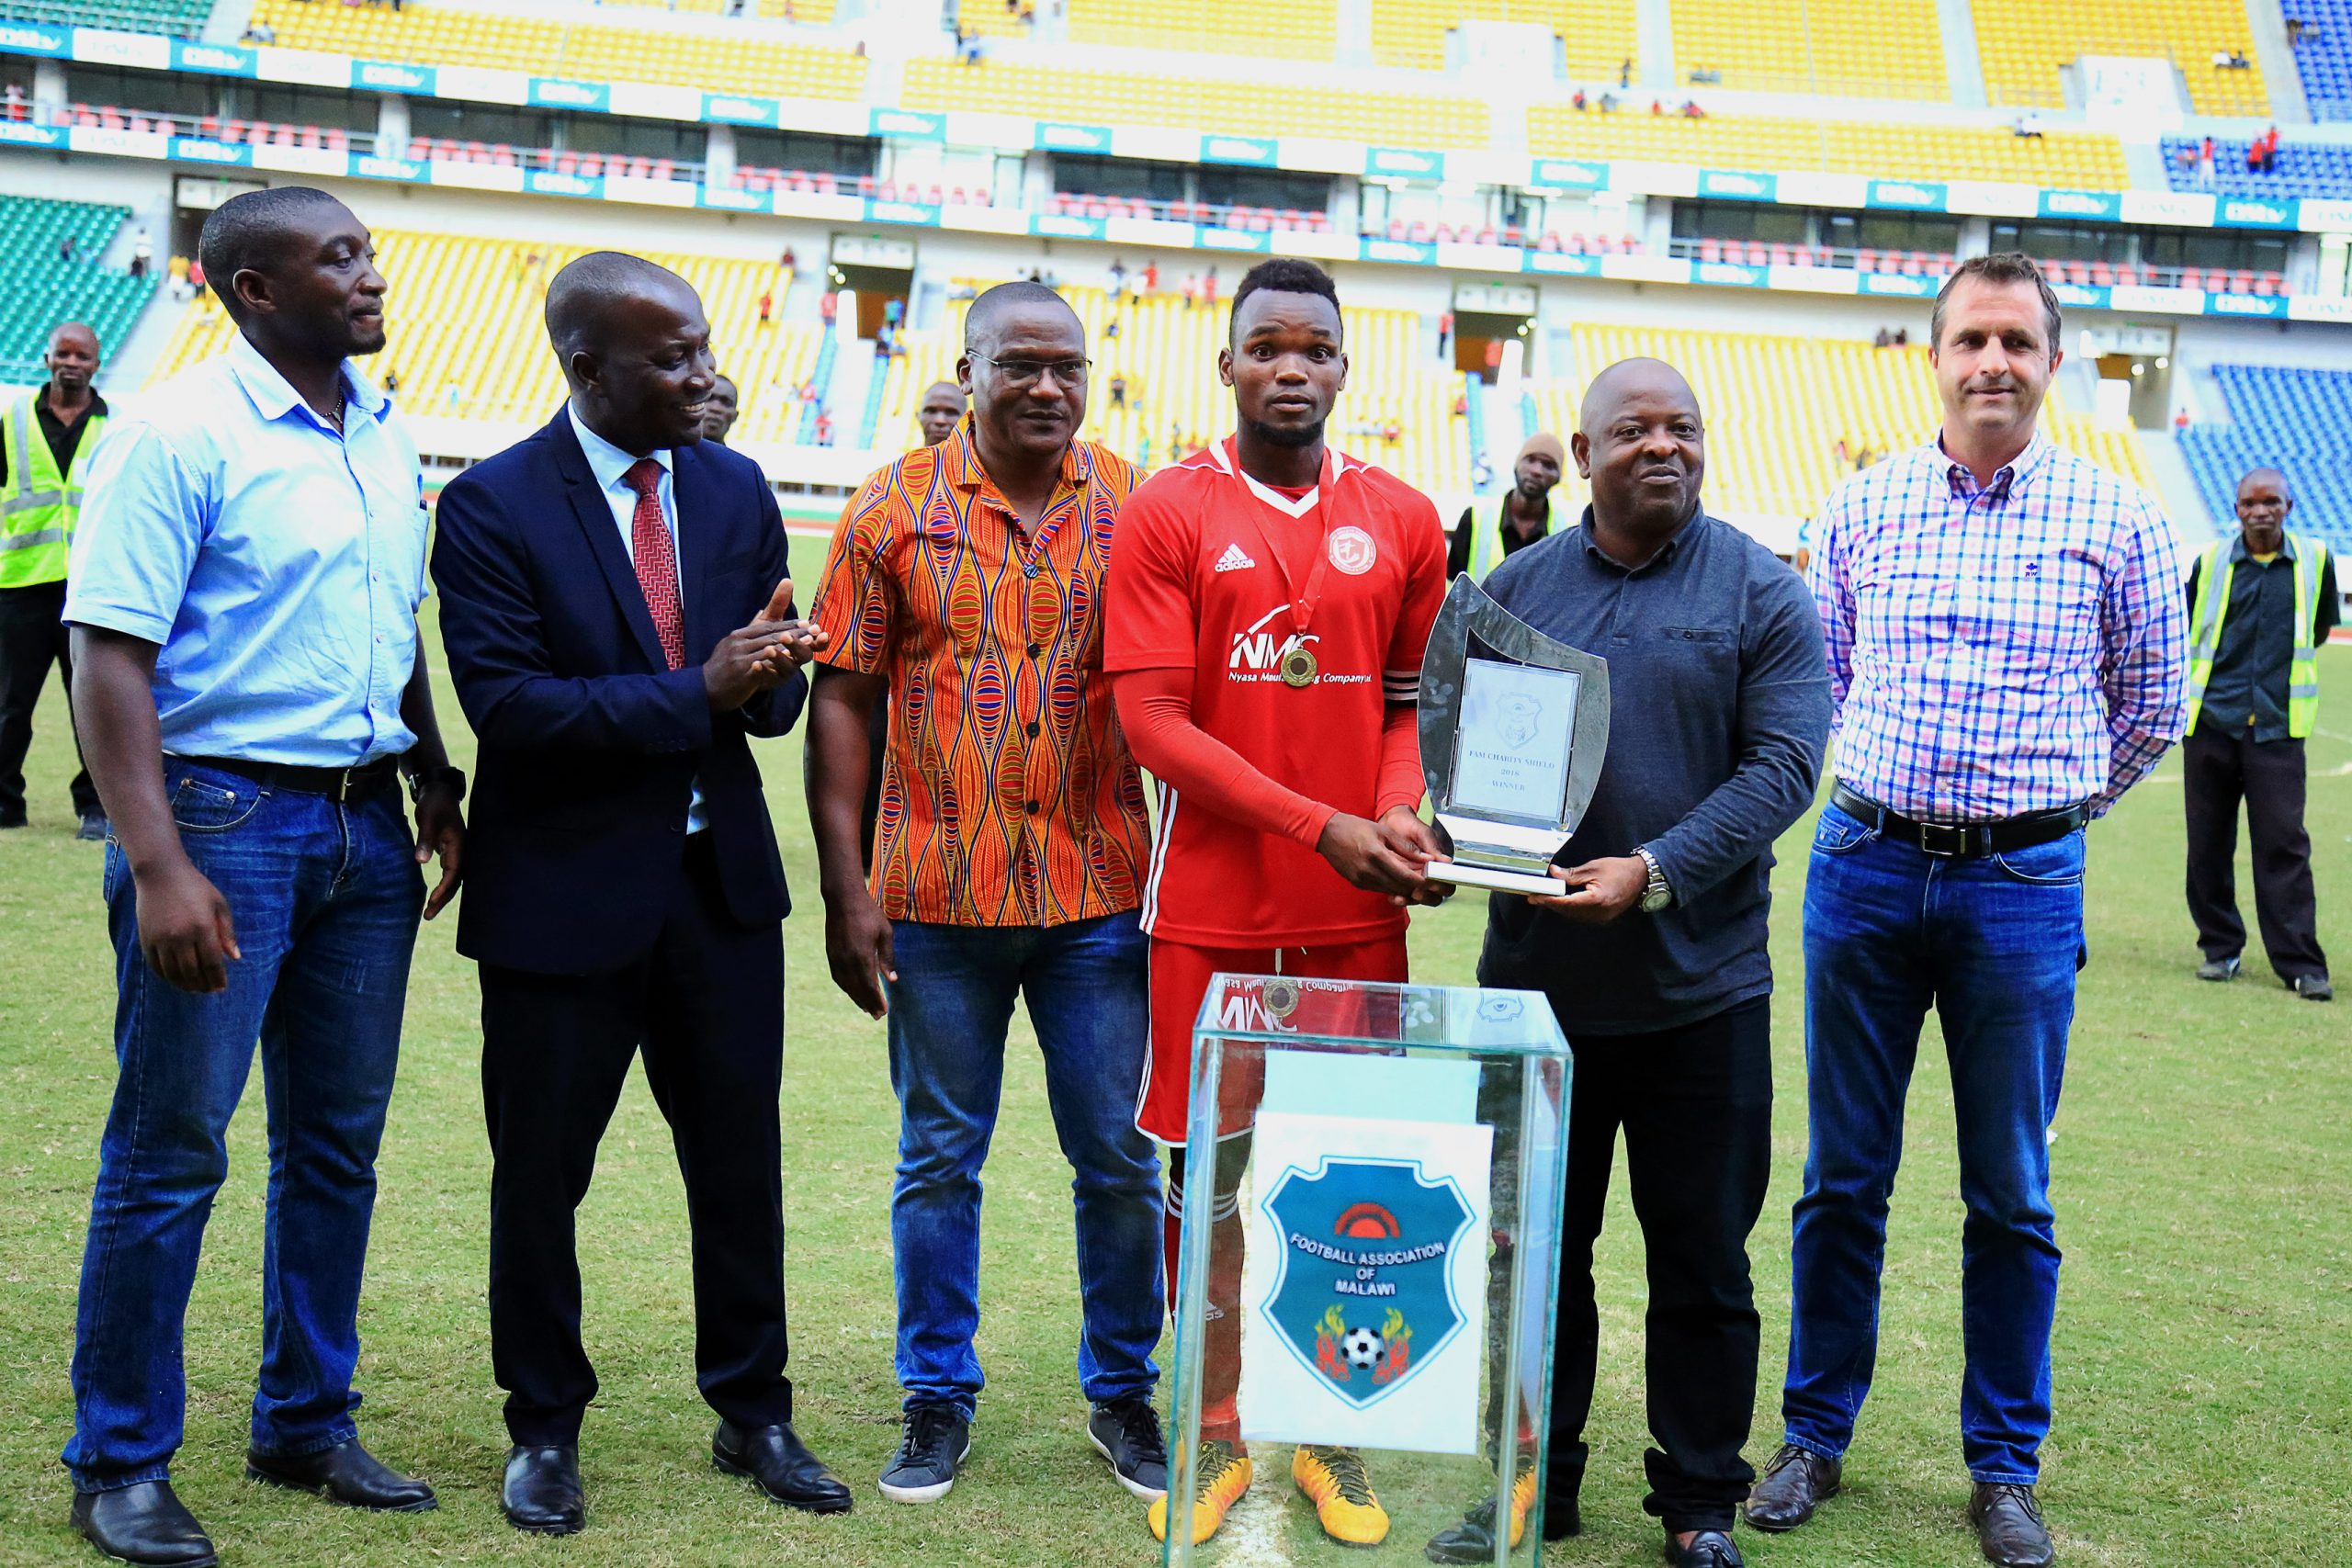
[[1781, 803, 2083, 1485], [64, 761, 423, 1491], [887, 910, 1161, 1419]]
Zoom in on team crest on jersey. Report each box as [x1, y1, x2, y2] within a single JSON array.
[[1328, 526, 1377, 575]]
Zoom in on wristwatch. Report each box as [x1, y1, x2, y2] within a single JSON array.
[[406, 763, 467, 806], [1634, 846, 1673, 913]]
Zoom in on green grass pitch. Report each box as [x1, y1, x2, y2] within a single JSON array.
[[2, 634, 2346, 1567]]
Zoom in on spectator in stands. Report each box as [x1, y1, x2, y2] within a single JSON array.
[[2199, 136, 2217, 187], [758, 288, 774, 327], [1201, 266, 1219, 309], [1892, 328, 1907, 347], [130, 228, 152, 280], [241, 19, 275, 43], [1141, 260, 1159, 295], [1, 83, 23, 121], [1108, 258, 1126, 300], [2181, 467, 2335, 1000], [1109, 373, 1128, 410], [57, 234, 74, 264], [1750, 253, 2185, 1568], [1872, 327, 1893, 348], [815, 407, 834, 446], [1572, 88, 1588, 111], [702, 374, 740, 444], [2173, 407, 2190, 431], [1180, 274, 1198, 310], [1438, 310, 1453, 354], [2011, 111, 2042, 139], [60, 185, 460, 1568], [1449, 431, 1563, 580], [1620, 55, 1633, 87], [382, 367, 400, 394], [820, 289, 838, 324], [0, 322, 108, 838], [187, 257, 206, 297]]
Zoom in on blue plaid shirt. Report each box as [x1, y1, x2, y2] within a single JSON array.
[[1808, 433, 2186, 820]]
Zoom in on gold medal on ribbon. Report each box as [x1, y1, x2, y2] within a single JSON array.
[[1279, 643, 1318, 688]]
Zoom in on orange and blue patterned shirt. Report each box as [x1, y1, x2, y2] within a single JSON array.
[[809, 418, 1151, 927]]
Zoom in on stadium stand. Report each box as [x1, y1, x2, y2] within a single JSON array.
[[1525, 109, 2132, 189], [900, 58, 1492, 146], [1549, 322, 2155, 524], [1671, 0, 1949, 100], [2290, 3, 2352, 119], [147, 231, 823, 446], [865, 282, 1471, 494], [1971, 0, 2270, 116], [2178, 364, 2352, 550], [1068, 0, 1340, 61], [0, 195, 154, 385], [247, 0, 867, 101], [0, 0, 208, 34], [2162, 133, 2352, 198], [594, 0, 834, 17], [1367, 0, 1640, 82]]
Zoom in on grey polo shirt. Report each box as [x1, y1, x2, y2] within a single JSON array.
[[1475, 510, 1832, 1036]]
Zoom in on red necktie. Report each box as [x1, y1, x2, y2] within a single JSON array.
[[622, 457, 685, 671]]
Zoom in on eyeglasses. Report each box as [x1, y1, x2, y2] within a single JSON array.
[[968, 351, 1091, 388]]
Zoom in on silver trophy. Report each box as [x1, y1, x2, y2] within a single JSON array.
[[1418, 576, 1610, 896]]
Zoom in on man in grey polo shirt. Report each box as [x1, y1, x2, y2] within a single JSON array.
[[1452, 359, 1829, 1568]]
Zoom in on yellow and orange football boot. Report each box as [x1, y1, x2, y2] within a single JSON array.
[[1292, 1444, 1390, 1546], [1148, 1439, 1253, 1544]]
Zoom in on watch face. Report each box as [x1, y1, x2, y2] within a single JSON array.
[[1641, 882, 1672, 913]]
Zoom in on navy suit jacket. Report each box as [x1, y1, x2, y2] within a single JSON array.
[[431, 411, 805, 975]]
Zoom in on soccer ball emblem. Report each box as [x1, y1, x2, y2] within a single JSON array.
[[1340, 1327, 1385, 1371]]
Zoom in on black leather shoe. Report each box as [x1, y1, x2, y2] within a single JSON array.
[[713, 1420, 853, 1514], [1666, 1529, 1745, 1567], [70, 1482, 218, 1567], [1742, 1442, 1840, 1532], [246, 1438, 435, 1511], [1970, 1482, 2055, 1567], [502, 1445, 584, 1535], [1541, 1491, 1581, 1541]]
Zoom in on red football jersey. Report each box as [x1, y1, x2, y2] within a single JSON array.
[[1106, 435, 1447, 946]]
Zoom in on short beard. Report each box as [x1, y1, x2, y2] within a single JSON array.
[[1243, 414, 1324, 450]]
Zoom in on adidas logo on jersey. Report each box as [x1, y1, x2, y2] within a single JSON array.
[[1213, 543, 1257, 573]]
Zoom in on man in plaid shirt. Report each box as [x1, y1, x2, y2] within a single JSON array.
[[1746, 254, 2185, 1568]]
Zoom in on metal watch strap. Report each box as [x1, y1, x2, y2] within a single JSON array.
[[1634, 846, 1672, 911]]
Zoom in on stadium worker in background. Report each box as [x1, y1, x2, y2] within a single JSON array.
[[1446, 431, 1563, 580], [60, 186, 463, 1567], [1107, 257, 1451, 1550], [1429, 359, 1828, 1568], [0, 321, 108, 839], [1752, 254, 2186, 1568], [2181, 467, 2335, 998], [917, 378, 967, 447], [431, 254, 843, 1536], [805, 282, 1169, 1508], [700, 371, 740, 443]]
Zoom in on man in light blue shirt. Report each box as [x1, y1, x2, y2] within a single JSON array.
[[60, 186, 464, 1568]]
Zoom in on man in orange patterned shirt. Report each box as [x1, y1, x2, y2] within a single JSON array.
[[805, 282, 1166, 1510]]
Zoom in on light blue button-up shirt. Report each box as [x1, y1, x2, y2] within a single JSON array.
[[65, 334, 426, 767], [565, 401, 706, 832]]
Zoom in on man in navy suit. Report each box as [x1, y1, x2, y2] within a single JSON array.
[[430, 252, 847, 1534]]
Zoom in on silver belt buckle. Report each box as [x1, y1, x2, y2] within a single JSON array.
[[1917, 820, 1967, 858]]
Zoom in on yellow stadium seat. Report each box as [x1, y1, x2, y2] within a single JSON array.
[[250, 0, 865, 100], [151, 232, 820, 447], [1547, 322, 2154, 523], [1672, 0, 1947, 99], [1369, 1, 1637, 82], [1526, 107, 2131, 188], [1971, 0, 2267, 116], [903, 58, 1491, 146], [1067, 0, 1338, 60]]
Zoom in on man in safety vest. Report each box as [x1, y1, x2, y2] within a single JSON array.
[[0, 321, 107, 837], [1447, 432, 1561, 580], [2182, 466, 2337, 999]]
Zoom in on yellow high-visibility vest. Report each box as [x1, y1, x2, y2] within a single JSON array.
[[2184, 530, 2327, 739], [1, 393, 105, 591], [1465, 493, 1545, 581]]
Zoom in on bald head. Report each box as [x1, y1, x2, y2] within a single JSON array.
[[918, 378, 967, 446], [45, 321, 100, 396], [2234, 465, 2293, 552], [546, 251, 716, 455], [1577, 357, 1699, 438], [1573, 356, 1705, 543], [964, 280, 1081, 357]]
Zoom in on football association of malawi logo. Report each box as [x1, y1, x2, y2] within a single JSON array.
[[1261, 1156, 1474, 1407]]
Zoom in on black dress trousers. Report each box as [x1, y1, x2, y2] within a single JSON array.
[[480, 833, 793, 1446], [2183, 721, 2328, 982]]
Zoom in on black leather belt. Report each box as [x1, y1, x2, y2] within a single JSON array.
[[1829, 781, 2086, 859], [172, 754, 401, 805]]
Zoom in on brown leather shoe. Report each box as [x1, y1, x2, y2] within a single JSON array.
[[1970, 1482, 2054, 1566], [1741, 1443, 1840, 1532]]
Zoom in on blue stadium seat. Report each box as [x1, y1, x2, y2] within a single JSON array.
[[2288, 3, 2352, 121], [2159, 133, 2352, 199], [0, 195, 155, 384], [2177, 364, 2352, 552]]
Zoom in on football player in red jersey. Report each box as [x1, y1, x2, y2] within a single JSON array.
[[1105, 257, 1451, 1547]]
